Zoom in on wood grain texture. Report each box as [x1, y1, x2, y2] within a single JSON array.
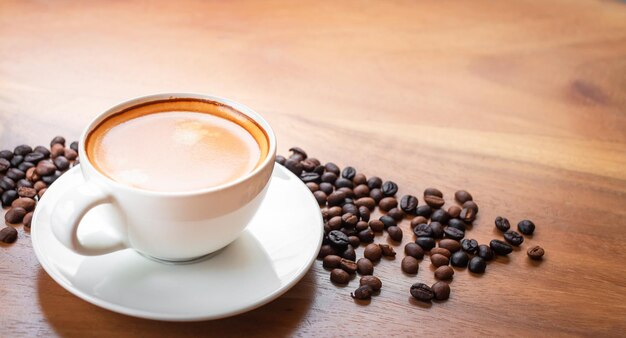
[[1, 0, 626, 336]]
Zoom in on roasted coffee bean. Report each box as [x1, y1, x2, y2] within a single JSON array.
[[321, 172, 338, 184], [355, 220, 369, 231], [410, 216, 428, 229], [353, 173, 367, 186], [0, 150, 13, 160], [33, 181, 46, 192], [432, 281, 450, 301], [461, 239, 479, 254], [301, 172, 321, 184], [439, 239, 461, 252], [5, 207, 27, 224], [462, 200, 479, 213], [367, 176, 382, 190], [323, 255, 342, 269], [430, 209, 450, 224], [460, 207, 476, 224], [517, 219, 536, 235], [6, 168, 25, 181], [424, 187, 443, 198], [477, 244, 494, 260], [301, 159, 318, 172], [351, 285, 374, 300], [413, 223, 433, 237], [387, 226, 403, 242], [307, 182, 319, 192], [14, 145, 33, 156], [379, 215, 396, 228], [342, 213, 358, 228], [341, 166, 356, 180], [355, 197, 376, 210], [24, 152, 44, 164], [410, 283, 434, 302], [527, 245, 545, 260], [16, 179, 32, 189], [42, 171, 62, 184], [430, 221, 444, 238], [50, 144, 65, 158], [424, 195, 445, 209], [330, 268, 350, 285], [34, 145, 51, 158], [494, 216, 510, 232], [37, 188, 47, 198], [36, 161, 56, 176], [10, 155, 23, 167], [369, 219, 384, 232], [342, 203, 359, 216], [318, 244, 338, 258], [50, 136, 66, 147], [444, 226, 464, 240], [70, 141, 79, 152], [337, 187, 355, 198], [415, 237, 436, 250], [65, 148, 78, 161], [26, 167, 39, 182], [340, 258, 358, 274], [17, 187, 37, 198], [378, 197, 397, 211], [328, 216, 342, 230], [400, 194, 418, 214], [327, 191, 346, 207], [342, 245, 357, 261], [335, 178, 354, 189], [387, 208, 404, 221], [364, 243, 383, 262], [430, 247, 451, 258], [357, 258, 374, 275], [313, 165, 325, 175], [379, 244, 396, 258], [353, 184, 370, 199], [369, 188, 383, 203], [468, 256, 486, 273], [504, 230, 524, 246], [284, 159, 303, 176], [319, 182, 334, 195], [448, 205, 462, 218], [328, 230, 349, 249], [381, 181, 398, 197], [358, 206, 370, 222], [1, 190, 18, 207], [430, 253, 449, 267], [313, 191, 327, 206], [360, 275, 382, 291], [275, 155, 286, 165], [415, 205, 432, 218], [0, 226, 18, 243], [404, 242, 424, 259], [450, 251, 469, 267], [401, 256, 419, 274], [12, 197, 36, 211], [0, 158, 10, 173], [447, 218, 466, 231], [490, 239, 513, 255], [17, 162, 34, 172], [435, 266, 454, 280], [454, 190, 473, 204], [324, 162, 340, 175]]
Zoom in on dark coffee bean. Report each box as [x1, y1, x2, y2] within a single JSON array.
[[324, 162, 340, 175], [24, 152, 44, 164], [490, 239, 513, 255], [307, 182, 319, 192], [330, 268, 350, 285], [12, 197, 35, 211], [367, 176, 382, 190], [379, 244, 396, 258], [50, 136, 66, 147], [36, 161, 56, 176], [289, 153, 305, 162], [461, 239, 479, 254], [0, 226, 18, 243], [387, 208, 404, 221], [448, 205, 462, 218], [353, 184, 370, 199], [313, 191, 327, 206], [357, 258, 374, 275], [435, 266, 454, 280], [430, 209, 450, 224], [313, 165, 325, 175], [25, 167, 39, 182], [342, 245, 357, 261], [454, 190, 473, 203], [415, 237, 436, 250], [415, 205, 432, 218], [17, 162, 34, 172], [444, 226, 464, 240], [284, 159, 303, 176], [430, 247, 451, 258], [364, 243, 382, 262], [438, 239, 461, 252], [0, 150, 13, 160], [430, 221, 444, 238], [65, 148, 78, 161], [401, 256, 419, 274], [463, 200, 479, 213], [321, 172, 338, 184], [69, 141, 79, 152], [369, 219, 384, 232], [319, 182, 334, 195], [424, 187, 443, 198], [410, 216, 428, 229], [340, 258, 358, 274], [5, 207, 27, 223], [323, 255, 342, 269], [360, 275, 382, 291], [495, 216, 511, 232], [410, 283, 434, 302], [42, 171, 62, 184], [328, 230, 349, 249], [477, 244, 494, 260], [379, 215, 396, 228], [342, 213, 358, 228], [318, 244, 338, 259], [33, 145, 51, 158], [517, 219, 536, 235], [432, 281, 450, 301], [450, 251, 469, 267], [33, 181, 47, 191], [342, 203, 359, 216], [527, 245, 545, 260], [387, 226, 403, 242], [358, 206, 370, 222], [0, 177, 15, 190], [37, 188, 47, 199], [413, 223, 433, 237], [335, 178, 354, 189], [275, 155, 286, 165], [6, 168, 25, 181], [0, 158, 10, 173], [355, 197, 376, 210], [353, 173, 367, 186], [504, 230, 524, 246], [381, 181, 398, 197], [337, 187, 355, 198], [447, 218, 466, 231], [351, 285, 374, 300], [300, 159, 316, 172], [14, 145, 33, 156], [430, 254, 449, 267], [355, 221, 369, 232], [400, 194, 418, 214], [327, 191, 346, 207], [10, 155, 23, 167], [341, 166, 356, 180], [404, 242, 424, 259], [460, 207, 476, 224], [17, 187, 37, 198], [379, 197, 397, 211], [424, 195, 445, 210], [1, 190, 18, 207], [468, 256, 486, 273], [301, 172, 321, 184], [369, 188, 383, 203]]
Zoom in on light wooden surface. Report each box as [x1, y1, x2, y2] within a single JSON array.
[[2, 0, 626, 336]]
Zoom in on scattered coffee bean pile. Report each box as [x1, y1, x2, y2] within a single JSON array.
[[277, 147, 545, 303], [0, 137, 79, 243]]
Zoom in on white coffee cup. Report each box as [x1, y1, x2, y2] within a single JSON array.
[[50, 93, 276, 262]]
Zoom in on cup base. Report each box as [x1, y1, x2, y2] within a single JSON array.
[[137, 245, 229, 265]]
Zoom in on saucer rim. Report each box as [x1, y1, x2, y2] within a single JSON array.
[[31, 164, 323, 321]]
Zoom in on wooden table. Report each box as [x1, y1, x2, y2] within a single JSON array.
[[1, 0, 626, 336]]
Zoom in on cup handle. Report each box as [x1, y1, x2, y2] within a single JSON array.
[[51, 180, 127, 255]]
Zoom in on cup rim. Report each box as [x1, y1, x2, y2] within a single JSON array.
[[78, 93, 277, 197]]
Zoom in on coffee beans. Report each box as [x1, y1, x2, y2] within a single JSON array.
[[387, 226, 403, 242], [490, 239, 513, 255], [424, 195, 445, 209], [495, 216, 510, 232], [323, 255, 342, 269], [503, 230, 524, 246], [430, 254, 449, 267], [400, 195, 418, 214], [328, 230, 349, 249], [355, 197, 376, 210], [366, 176, 382, 190], [438, 239, 461, 252], [5, 207, 26, 223], [379, 215, 396, 228], [434, 266, 454, 280], [381, 181, 398, 197], [386, 208, 404, 221], [430, 247, 451, 258], [369, 219, 384, 232], [313, 191, 327, 205], [432, 281, 450, 300], [461, 239, 478, 254], [340, 258, 357, 274], [527, 246, 545, 260], [468, 257, 486, 273], [360, 276, 382, 291], [327, 191, 346, 207], [1, 190, 18, 207], [364, 243, 383, 262], [330, 268, 350, 285], [404, 243, 424, 259], [351, 285, 374, 300], [357, 258, 374, 275], [454, 190, 472, 204], [378, 197, 397, 211], [410, 283, 434, 302], [379, 244, 396, 258], [413, 223, 433, 237], [401, 256, 419, 274], [424, 188, 442, 198], [0, 226, 18, 243], [459, 207, 476, 224], [415, 237, 436, 250], [477, 244, 494, 261], [443, 226, 464, 241], [450, 251, 470, 267], [517, 219, 536, 235]]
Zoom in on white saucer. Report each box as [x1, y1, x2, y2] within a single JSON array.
[[31, 165, 323, 321]]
